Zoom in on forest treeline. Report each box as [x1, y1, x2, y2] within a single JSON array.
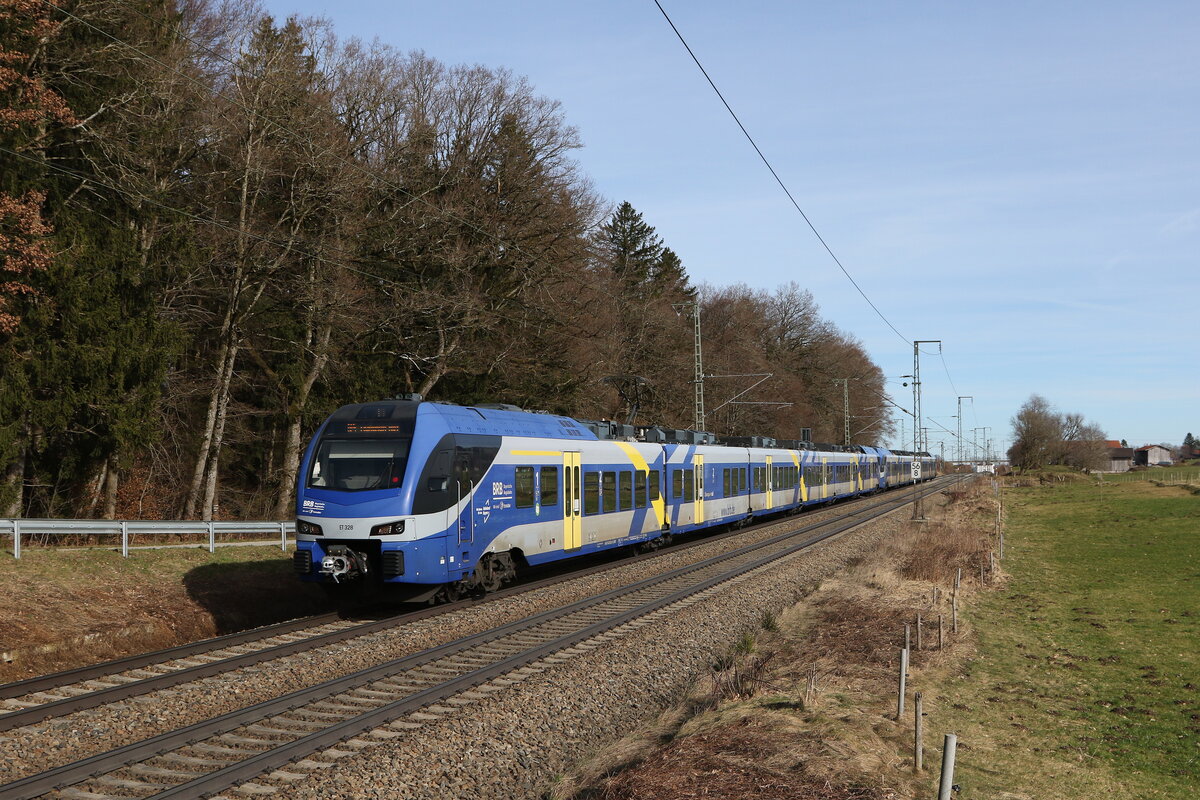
[[0, 0, 891, 521]]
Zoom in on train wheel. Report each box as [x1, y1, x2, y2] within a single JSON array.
[[477, 554, 505, 593], [431, 581, 463, 605]]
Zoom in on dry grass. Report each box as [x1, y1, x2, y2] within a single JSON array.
[[0, 546, 327, 682], [593, 719, 888, 800], [553, 482, 996, 800]]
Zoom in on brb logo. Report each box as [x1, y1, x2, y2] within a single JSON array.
[[301, 499, 326, 514]]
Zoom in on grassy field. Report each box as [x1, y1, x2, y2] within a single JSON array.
[[936, 479, 1199, 798]]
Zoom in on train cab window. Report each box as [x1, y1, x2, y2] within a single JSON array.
[[672, 469, 684, 499], [683, 469, 695, 503], [602, 471, 617, 513], [540, 466, 557, 507], [308, 438, 410, 492], [515, 466, 535, 508], [649, 470, 661, 501], [584, 472, 600, 515], [634, 470, 647, 508], [619, 471, 632, 510]]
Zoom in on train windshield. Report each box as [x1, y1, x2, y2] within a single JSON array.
[[307, 438, 411, 492]]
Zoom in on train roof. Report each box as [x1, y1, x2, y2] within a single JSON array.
[[328, 398, 906, 453]]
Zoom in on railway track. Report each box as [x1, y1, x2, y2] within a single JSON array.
[[0, 480, 937, 733], [0, 477, 958, 800]]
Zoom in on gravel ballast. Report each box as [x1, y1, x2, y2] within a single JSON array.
[[234, 501, 920, 799], [0, 491, 924, 791]]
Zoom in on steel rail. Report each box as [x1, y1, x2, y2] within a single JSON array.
[[0, 612, 343, 701], [0, 478, 940, 730], [0, 477, 961, 800], [154, 485, 949, 799]]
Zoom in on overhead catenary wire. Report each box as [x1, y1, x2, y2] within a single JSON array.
[[651, 0, 909, 347], [653, 2, 978, 427]]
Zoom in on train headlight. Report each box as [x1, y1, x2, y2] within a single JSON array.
[[296, 519, 323, 536], [371, 520, 405, 536]]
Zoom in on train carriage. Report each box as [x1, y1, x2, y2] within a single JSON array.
[[294, 397, 938, 602]]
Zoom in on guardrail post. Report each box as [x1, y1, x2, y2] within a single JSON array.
[[207, 521, 215, 553], [279, 522, 287, 551], [121, 520, 129, 558], [12, 519, 20, 560]]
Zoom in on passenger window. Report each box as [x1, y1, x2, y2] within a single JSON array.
[[683, 469, 694, 503], [515, 466, 534, 508], [635, 470, 647, 508], [740, 468, 746, 492], [584, 471, 600, 515], [723, 469, 730, 497], [540, 466, 557, 507], [649, 470, 661, 501], [619, 471, 632, 510], [672, 469, 683, 499], [603, 471, 616, 513]]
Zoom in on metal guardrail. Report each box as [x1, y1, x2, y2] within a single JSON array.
[[0, 519, 295, 559]]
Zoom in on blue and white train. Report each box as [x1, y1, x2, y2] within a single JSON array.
[[292, 397, 937, 602]]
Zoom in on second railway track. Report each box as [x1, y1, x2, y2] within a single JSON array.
[[0, 479, 941, 733], [0, 477, 959, 800]]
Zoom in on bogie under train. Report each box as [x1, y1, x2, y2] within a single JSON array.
[[293, 398, 937, 602]]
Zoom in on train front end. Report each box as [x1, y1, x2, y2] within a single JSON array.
[[292, 398, 459, 602]]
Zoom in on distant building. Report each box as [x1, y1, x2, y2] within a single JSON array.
[[1104, 445, 1134, 473], [1134, 444, 1173, 467]]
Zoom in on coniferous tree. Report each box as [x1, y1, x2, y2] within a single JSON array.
[[599, 201, 663, 290], [593, 201, 696, 424], [15, 1, 193, 518], [0, 0, 75, 516]]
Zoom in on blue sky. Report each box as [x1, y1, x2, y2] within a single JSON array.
[[262, 0, 1199, 456]]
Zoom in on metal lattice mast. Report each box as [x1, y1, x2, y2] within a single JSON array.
[[672, 301, 705, 431], [833, 378, 851, 445], [912, 340, 941, 520], [693, 304, 705, 431], [957, 396, 972, 465]]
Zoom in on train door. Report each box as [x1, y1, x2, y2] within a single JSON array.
[[563, 452, 581, 550], [455, 450, 474, 545], [693, 455, 705, 525], [764, 455, 773, 509], [821, 457, 829, 500]]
